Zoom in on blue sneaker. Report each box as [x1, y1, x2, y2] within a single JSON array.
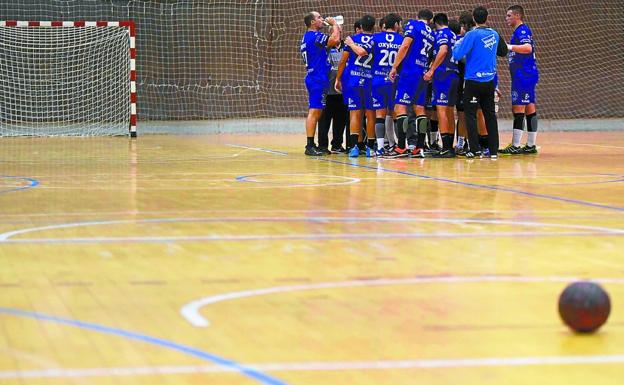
[[365, 147, 374, 158], [349, 146, 359, 158], [482, 148, 491, 157]]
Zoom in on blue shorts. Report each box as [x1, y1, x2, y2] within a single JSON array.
[[343, 82, 373, 111], [394, 72, 428, 107], [305, 76, 328, 109], [432, 72, 459, 107], [511, 76, 538, 105], [371, 80, 395, 110], [425, 82, 434, 111]]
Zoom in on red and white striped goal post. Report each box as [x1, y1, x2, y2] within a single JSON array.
[[0, 20, 138, 137]]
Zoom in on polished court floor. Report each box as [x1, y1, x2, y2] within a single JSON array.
[[0, 131, 623, 384]]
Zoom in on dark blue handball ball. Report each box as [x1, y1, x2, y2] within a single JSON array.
[[558, 281, 611, 333]]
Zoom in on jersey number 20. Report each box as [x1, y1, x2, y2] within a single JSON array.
[[378, 49, 397, 66]]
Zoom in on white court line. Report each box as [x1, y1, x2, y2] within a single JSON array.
[[180, 275, 624, 328], [225, 143, 288, 156], [0, 231, 611, 244], [2, 355, 624, 379], [237, 173, 361, 188], [1, 217, 622, 242], [0, 347, 90, 385], [0, 209, 618, 218]]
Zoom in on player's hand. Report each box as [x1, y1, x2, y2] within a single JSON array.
[[388, 68, 397, 83], [326, 17, 337, 26], [334, 79, 342, 93], [423, 70, 433, 82], [344, 36, 354, 47], [506, 44, 512, 52]]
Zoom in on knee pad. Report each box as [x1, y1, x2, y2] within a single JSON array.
[[394, 114, 408, 134], [375, 118, 386, 138], [415, 115, 428, 134], [513, 113, 525, 131], [526, 113, 538, 132]]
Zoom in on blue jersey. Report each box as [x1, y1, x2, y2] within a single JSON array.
[[432, 27, 458, 74], [300, 30, 330, 80], [344, 33, 373, 87], [371, 31, 403, 84], [509, 24, 539, 79], [401, 19, 434, 75], [452, 26, 501, 82]]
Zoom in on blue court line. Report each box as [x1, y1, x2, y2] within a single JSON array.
[[0, 307, 288, 385], [0, 176, 39, 195], [317, 158, 624, 213]]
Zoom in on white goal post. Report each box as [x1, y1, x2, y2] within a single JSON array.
[[0, 20, 137, 137]]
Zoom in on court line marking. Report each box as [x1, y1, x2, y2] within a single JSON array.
[[236, 173, 361, 187], [225, 143, 288, 156], [0, 347, 90, 385], [180, 275, 624, 328], [0, 307, 288, 385], [0, 176, 39, 195], [1, 217, 622, 243], [1, 231, 616, 244], [0, 231, 612, 244], [316, 158, 624, 213], [28, 172, 624, 190], [3, 354, 624, 379], [527, 174, 624, 186], [558, 142, 624, 149], [0, 209, 621, 219]]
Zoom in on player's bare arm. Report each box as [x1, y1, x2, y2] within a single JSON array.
[[344, 36, 368, 57], [334, 51, 349, 92], [326, 17, 341, 47], [507, 43, 532, 54], [423, 45, 447, 81], [389, 36, 412, 82]]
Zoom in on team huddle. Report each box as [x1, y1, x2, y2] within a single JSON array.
[[300, 5, 539, 159]]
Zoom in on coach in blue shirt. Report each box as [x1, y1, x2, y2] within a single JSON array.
[[452, 6, 507, 158]]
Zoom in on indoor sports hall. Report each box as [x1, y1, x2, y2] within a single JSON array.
[[0, 1, 622, 385]]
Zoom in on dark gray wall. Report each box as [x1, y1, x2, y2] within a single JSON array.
[[2, 1, 623, 120]]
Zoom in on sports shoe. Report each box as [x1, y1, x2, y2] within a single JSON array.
[[429, 142, 442, 152], [305, 146, 324, 156], [382, 147, 409, 158], [375, 148, 385, 157], [482, 148, 490, 157], [365, 146, 374, 158], [348, 146, 360, 158], [409, 147, 425, 158], [464, 150, 482, 159], [330, 146, 347, 154], [490, 154, 498, 160], [455, 146, 467, 156], [522, 145, 538, 154], [432, 149, 456, 158], [317, 147, 332, 155], [499, 143, 522, 155]]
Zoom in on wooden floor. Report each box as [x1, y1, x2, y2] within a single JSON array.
[[0, 131, 623, 385]]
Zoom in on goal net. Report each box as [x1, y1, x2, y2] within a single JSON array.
[[0, 1, 622, 127], [0, 20, 136, 137]]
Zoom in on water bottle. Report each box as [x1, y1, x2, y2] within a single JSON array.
[[324, 15, 344, 26]]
